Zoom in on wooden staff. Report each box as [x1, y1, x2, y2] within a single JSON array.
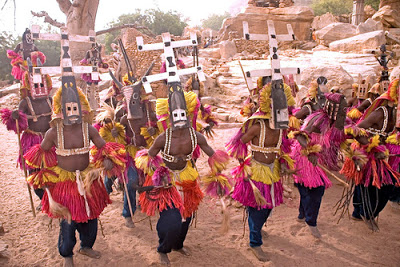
[[122, 173, 135, 225], [15, 118, 36, 217], [317, 164, 349, 188]]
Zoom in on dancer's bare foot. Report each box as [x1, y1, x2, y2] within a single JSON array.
[[125, 217, 135, 228], [78, 248, 101, 259], [173, 247, 191, 256], [249, 246, 268, 262], [63, 257, 74, 267], [308, 226, 322, 239], [158, 252, 170, 266]]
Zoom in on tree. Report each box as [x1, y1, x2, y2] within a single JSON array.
[[201, 12, 230, 31], [145, 8, 187, 36], [0, 31, 20, 83], [311, 0, 352, 16], [56, 0, 100, 63], [103, 9, 188, 53]]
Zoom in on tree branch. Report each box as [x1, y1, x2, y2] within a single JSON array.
[[56, 0, 71, 15], [31, 11, 65, 28], [96, 24, 155, 37]]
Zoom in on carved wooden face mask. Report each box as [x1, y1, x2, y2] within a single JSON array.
[[123, 81, 144, 120], [168, 82, 190, 130], [27, 57, 50, 99], [62, 77, 82, 125]]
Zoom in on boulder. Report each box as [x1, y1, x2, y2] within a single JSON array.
[[364, 5, 377, 20], [390, 66, 400, 80], [329, 30, 386, 53], [219, 40, 237, 59], [311, 13, 338, 31], [315, 23, 357, 46], [199, 48, 221, 59], [356, 18, 383, 35], [218, 6, 314, 41], [379, 0, 400, 10], [372, 5, 400, 28], [300, 65, 354, 98]]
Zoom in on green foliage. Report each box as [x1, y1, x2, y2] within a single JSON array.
[[103, 9, 188, 53], [365, 0, 380, 10], [35, 40, 60, 67], [0, 31, 60, 84], [311, 0, 352, 16], [201, 12, 230, 31], [0, 32, 20, 83]]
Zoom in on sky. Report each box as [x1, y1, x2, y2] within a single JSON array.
[[0, 0, 247, 36]]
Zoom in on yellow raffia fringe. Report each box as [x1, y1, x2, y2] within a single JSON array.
[[99, 123, 126, 144], [306, 80, 318, 99], [259, 83, 295, 117], [27, 168, 59, 187], [171, 161, 199, 184], [289, 115, 300, 130], [122, 72, 133, 85], [388, 79, 399, 104], [347, 108, 363, 119], [202, 174, 232, 190], [140, 126, 160, 148], [38, 165, 92, 184], [366, 135, 380, 152], [343, 147, 368, 166], [288, 130, 309, 142], [53, 87, 91, 115], [300, 144, 322, 156], [250, 159, 280, 185], [344, 127, 367, 137], [386, 133, 400, 145], [280, 153, 295, 170], [126, 144, 138, 159]]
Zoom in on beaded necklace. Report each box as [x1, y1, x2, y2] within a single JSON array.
[[366, 106, 389, 137], [55, 122, 90, 156], [161, 127, 197, 163], [250, 119, 282, 158]]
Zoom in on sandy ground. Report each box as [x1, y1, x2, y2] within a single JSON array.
[[0, 124, 399, 267]]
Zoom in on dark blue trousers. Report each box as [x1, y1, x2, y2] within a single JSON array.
[[296, 184, 325, 227], [157, 208, 192, 254], [247, 207, 272, 247], [58, 219, 98, 258], [104, 165, 138, 218], [34, 188, 44, 200], [352, 184, 393, 219]]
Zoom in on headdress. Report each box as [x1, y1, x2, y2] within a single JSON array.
[[51, 81, 92, 126]]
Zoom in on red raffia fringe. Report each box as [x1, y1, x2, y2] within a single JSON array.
[[42, 179, 111, 223], [24, 144, 57, 169], [0, 108, 28, 133], [91, 142, 127, 177]]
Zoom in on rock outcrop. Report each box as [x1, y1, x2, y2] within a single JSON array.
[[372, 5, 400, 28], [356, 18, 383, 35], [311, 13, 338, 31], [219, 6, 314, 41], [329, 30, 386, 53], [315, 23, 357, 46], [300, 65, 354, 97]]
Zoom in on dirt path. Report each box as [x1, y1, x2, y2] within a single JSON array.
[[0, 124, 399, 267]]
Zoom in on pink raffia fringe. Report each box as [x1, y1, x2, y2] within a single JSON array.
[[225, 129, 248, 159], [152, 166, 172, 186], [7, 50, 25, 80], [18, 132, 44, 170], [291, 142, 332, 189], [208, 150, 230, 174], [232, 179, 283, 209], [0, 109, 28, 133], [204, 173, 232, 198]]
